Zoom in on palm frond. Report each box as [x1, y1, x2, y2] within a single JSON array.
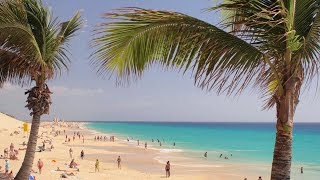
[[294, 1, 320, 85], [0, 42, 30, 86], [91, 8, 263, 95]]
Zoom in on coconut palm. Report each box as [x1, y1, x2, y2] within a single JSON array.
[[0, 0, 82, 179], [91, 1, 320, 179]]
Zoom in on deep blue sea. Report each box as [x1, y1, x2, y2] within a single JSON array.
[[86, 122, 320, 168]]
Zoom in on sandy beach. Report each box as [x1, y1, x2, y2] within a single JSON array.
[[0, 112, 272, 180]]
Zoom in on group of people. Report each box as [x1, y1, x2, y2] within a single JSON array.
[[65, 131, 85, 143], [94, 135, 115, 142], [1, 159, 14, 179], [3, 143, 19, 160]]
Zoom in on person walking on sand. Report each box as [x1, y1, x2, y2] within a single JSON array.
[[95, 159, 100, 172], [69, 148, 73, 158], [5, 160, 9, 172], [37, 159, 43, 174], [80, 150, 84, 160], [165, 161, 170, 178], [117, 156, 121, 169]]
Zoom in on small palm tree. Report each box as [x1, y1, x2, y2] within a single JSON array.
[[0, 0, 82, 179], [91, 1, 320, 179]]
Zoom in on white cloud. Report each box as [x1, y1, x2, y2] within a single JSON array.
[[51, 86, 104, 96]]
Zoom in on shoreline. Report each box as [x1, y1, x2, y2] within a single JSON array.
[[84, 121, 319, 180], [0, 113, 316, 179]]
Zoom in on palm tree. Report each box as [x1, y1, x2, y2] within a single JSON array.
[[0, 0, 82, 179], [91, 1, 320, 179]]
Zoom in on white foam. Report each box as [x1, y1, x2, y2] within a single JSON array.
[[160, 149, 183, 153], [232, 149, 259, 152], [153, 156, 223, 168]]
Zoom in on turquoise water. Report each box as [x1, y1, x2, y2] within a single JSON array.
[[86, 122, 320, 167]]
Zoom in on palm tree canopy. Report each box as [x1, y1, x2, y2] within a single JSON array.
[[91, 1, 320, 108], [0, 0, 83, 85]]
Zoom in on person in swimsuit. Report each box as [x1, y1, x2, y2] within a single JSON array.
[[80, 150, 84, 159], [95, 159, 100, 172], [5, 160, 10, 172], [165, 161, 170, 178], [37, 159, 43, 174], [117, 156, 121, 169], [69, 148, 73, 158]]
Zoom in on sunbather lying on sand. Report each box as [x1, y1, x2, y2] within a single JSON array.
[[56, 167, 66, 172], [60, 172, 75, 178]]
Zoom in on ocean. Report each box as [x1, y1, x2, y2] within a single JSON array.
[[86, 122, 320, 178]]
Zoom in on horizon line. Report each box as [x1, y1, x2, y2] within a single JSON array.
[[35, 120, 320, 124]]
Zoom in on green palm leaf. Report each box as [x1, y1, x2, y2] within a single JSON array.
[[92, 8, 263, 95]]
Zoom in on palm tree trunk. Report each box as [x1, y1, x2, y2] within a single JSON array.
[[14, 112, 41, 180], [270, 86, 295, 180], [15, 78, 51, 180]]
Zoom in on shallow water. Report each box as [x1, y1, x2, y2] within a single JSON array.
[[86, 122, 320, 179]]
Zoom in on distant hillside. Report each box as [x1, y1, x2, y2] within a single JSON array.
[[0, 112, 23, 130]]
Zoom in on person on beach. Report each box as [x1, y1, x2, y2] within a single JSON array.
[[69, 148, 73, 158], [301, 167, 303, 174], [219, 154, 223, 158], [95, 159, 100, 172], [4, 148, 8, 158], [204, 152, 207, 158], [5, 160, 10, 172], [145, 142, 147, 149], [69, 159, 79, 171], [137, 140, 139, 146], [82, 135, 85, 143], [258, 176, 262, 180], [160, 142, 162, 146], [117, 156, 121, 169], [80, 150, 84, 159], [165, 161, 170, 178], [73, 135, 75, 141], [37, 159, 43, 174], [7, 170, 13, 179]]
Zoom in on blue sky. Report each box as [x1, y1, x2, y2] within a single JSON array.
[[1, 0, 320, 122]]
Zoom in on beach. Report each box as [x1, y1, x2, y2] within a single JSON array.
[[0, 113, 317, 179]]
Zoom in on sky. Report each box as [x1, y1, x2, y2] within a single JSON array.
[[0, 0, 320, 122]]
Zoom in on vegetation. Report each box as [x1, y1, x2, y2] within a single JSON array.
[[91, 1, 320, 179], [0, 0, 82, 179]]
